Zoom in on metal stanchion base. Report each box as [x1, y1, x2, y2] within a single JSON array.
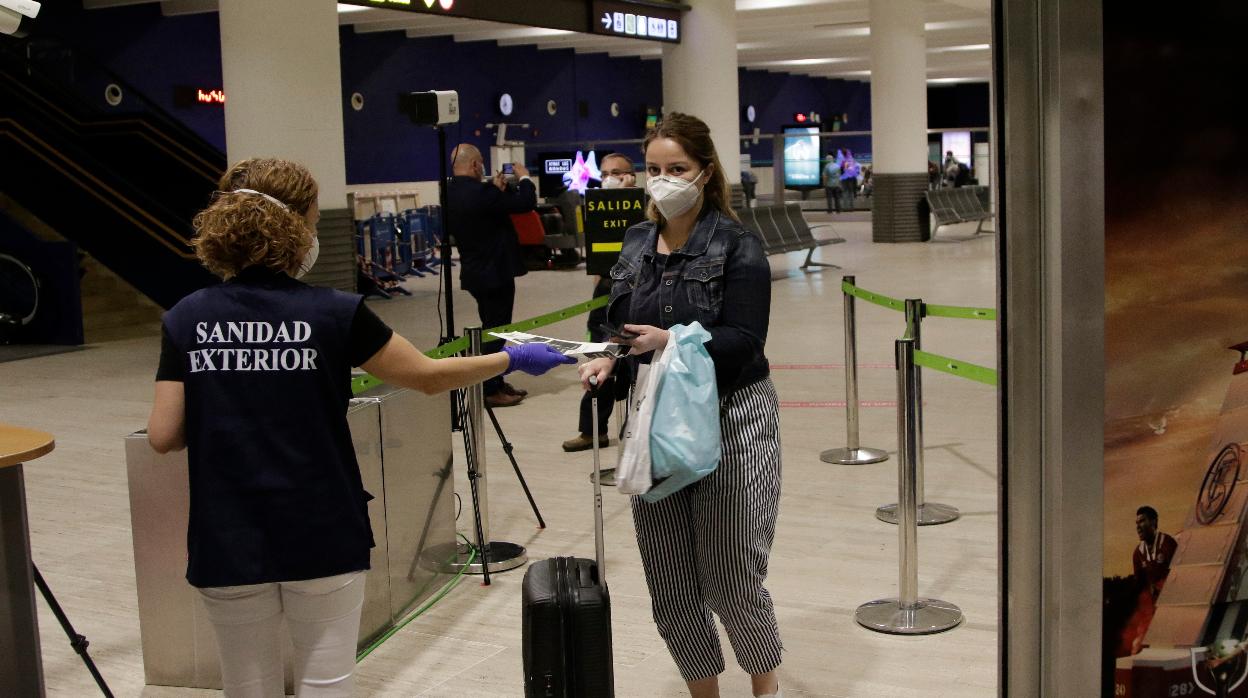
[[820, 447, 890, 465], [874, 502, 960, 526], [442, 541, 528, 575], [855, 598, 963, 635], [588, 468, 617, 487]]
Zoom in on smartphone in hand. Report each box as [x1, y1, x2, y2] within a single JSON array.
[[502, 163, 515, 175], [596, 322, 639, 341]]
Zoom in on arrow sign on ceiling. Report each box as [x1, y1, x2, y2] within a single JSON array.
[[601, 13, 612, 28]]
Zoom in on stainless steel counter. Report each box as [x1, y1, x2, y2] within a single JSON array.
[[124, 385, 455, 690]]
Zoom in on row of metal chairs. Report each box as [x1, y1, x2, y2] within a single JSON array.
[[735, 203, 845, 271], [926, 185, 994, 240]]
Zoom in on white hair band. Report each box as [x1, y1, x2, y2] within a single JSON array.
[[232, 188, 290, 211]]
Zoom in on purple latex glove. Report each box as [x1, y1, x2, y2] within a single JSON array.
[[503, 343, 576, 376]]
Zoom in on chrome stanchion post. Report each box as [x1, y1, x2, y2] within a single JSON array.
[[449, 327, 528, 577], [876, 299, 960, 526], [821, 275, 889, 465], [855, 338, 962, 635], [590, 377, 606, 580]]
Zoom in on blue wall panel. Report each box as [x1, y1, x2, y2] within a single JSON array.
[[41, 3, 227, 152], [35, 6, 988, 183]]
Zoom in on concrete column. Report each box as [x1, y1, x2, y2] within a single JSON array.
[[218, 0, 348, 209], [661, 0, 741, 184], [868, 0, 930, 241]]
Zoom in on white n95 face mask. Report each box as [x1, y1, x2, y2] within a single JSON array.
[[296, 236, 319, 279], [647, 170, 706, 220], [602, 176, 624, 189]]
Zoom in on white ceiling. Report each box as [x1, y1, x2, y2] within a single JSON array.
[[83, 0, 992, 83]]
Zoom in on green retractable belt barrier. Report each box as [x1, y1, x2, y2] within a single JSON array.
[[841, 280, 905, 312], [913, 350, 997, 387], [924, 303, 996, 321]]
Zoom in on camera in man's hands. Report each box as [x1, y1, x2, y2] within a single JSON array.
[[0, 0, 41, 37], [399, 90, 460, 126]]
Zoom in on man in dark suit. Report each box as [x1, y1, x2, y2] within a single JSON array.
[[447, 143, 536, 406]]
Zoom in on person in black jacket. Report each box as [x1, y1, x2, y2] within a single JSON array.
[[580, 114, 784, 698], [146, 158, 572, 697], [447, 143, 537, 407]]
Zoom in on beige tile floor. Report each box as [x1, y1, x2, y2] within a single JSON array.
[[0, 214, 999, 697]]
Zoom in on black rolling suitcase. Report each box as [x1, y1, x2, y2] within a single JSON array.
[[522, 378, 614, 697]]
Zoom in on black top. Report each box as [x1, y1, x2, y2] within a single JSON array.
[[157, 301, 392, 380], [158, 266, 394, 587], [446, 175, 536, 293]]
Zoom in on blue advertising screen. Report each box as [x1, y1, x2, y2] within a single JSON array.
[[783, 126, 821, 187]]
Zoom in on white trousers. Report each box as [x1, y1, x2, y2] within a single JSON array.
[[198, 571, 366, 698]]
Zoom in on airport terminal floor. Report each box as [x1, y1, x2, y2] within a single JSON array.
[[0, 212, 998, 697]]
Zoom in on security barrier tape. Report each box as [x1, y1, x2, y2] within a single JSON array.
[[913, 349, 998, 386], [841, 280, 905, 312], [924, 303, 996, 321], [351, 295, 610, 395]]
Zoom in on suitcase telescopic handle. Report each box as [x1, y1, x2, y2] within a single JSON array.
[[590, 376, 606, 584]]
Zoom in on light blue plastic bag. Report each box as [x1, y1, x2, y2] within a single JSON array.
[[642, 322, 721, 503]]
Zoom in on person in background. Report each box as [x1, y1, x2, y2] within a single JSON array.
[[581, 113, 785, 698], [943, 150, 962, 188], [740, 167, 758, 208], [146, 158, 572, 697], [563, 152, 638, 452], [860, 165, 874, 199], [447, 143, 538, 407], [823, 149, 844, 213], [839, 149, 860, 211], [1133, 505, 1177, 600]]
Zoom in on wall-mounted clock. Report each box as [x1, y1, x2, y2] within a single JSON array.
[[610, 102, 620, 117], [746, 105, 756, 123], [546, 99, 558, 116], [498, 93, 513, 116]]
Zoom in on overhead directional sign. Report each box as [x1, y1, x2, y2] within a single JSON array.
[[591, 0, 682, 44], [338, 0, 685, 41]]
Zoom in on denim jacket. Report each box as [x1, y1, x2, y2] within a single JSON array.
[[607, 209, 771, 397]]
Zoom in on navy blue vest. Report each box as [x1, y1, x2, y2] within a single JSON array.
[[162, 268, 373, 587]]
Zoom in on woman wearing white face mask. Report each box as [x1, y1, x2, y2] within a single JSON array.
[[147, 158, 573, 697], [579, 115, 784, 698]]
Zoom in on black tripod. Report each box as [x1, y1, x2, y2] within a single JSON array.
[[31, 564, 113, 697], [453, 369, 546, 586]]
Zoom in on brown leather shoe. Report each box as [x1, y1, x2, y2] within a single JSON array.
[[561, 434, 610, 452], [500, 381, 528, 397], [485, 391, 524, 408]]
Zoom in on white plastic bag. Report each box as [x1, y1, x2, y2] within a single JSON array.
[[616, 348, 671, 495]]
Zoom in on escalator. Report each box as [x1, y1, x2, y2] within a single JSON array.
[[0, 37, 223, 308]]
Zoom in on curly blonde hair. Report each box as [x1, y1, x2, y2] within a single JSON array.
[[192, 158, 318, 279]]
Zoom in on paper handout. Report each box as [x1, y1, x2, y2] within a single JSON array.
[[489, 330, 630, 360]]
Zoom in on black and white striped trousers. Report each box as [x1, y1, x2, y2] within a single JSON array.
[[631, 376, 783, 682]]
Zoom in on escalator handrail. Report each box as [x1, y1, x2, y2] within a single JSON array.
[[0, 116, 199, 257], [0, 36, 225, 180]]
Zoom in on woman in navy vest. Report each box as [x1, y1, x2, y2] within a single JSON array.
[[579, 114, 784, 698], [147, 158, 570, 697]]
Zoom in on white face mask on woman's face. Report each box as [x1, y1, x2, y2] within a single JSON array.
[[296, 236, 319, 279], [646, 169, 706, 220]]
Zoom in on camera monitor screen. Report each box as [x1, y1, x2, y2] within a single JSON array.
[[783, 126, 821, 187], [539, 150, 603, 195]]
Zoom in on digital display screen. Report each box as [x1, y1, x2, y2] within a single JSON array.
[[783, 126, 821, 187], [941, 131, 972, 166], [539, 150, 602, 195]]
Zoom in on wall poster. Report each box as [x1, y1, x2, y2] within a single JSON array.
[[1104, 3, 1248, 697]]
